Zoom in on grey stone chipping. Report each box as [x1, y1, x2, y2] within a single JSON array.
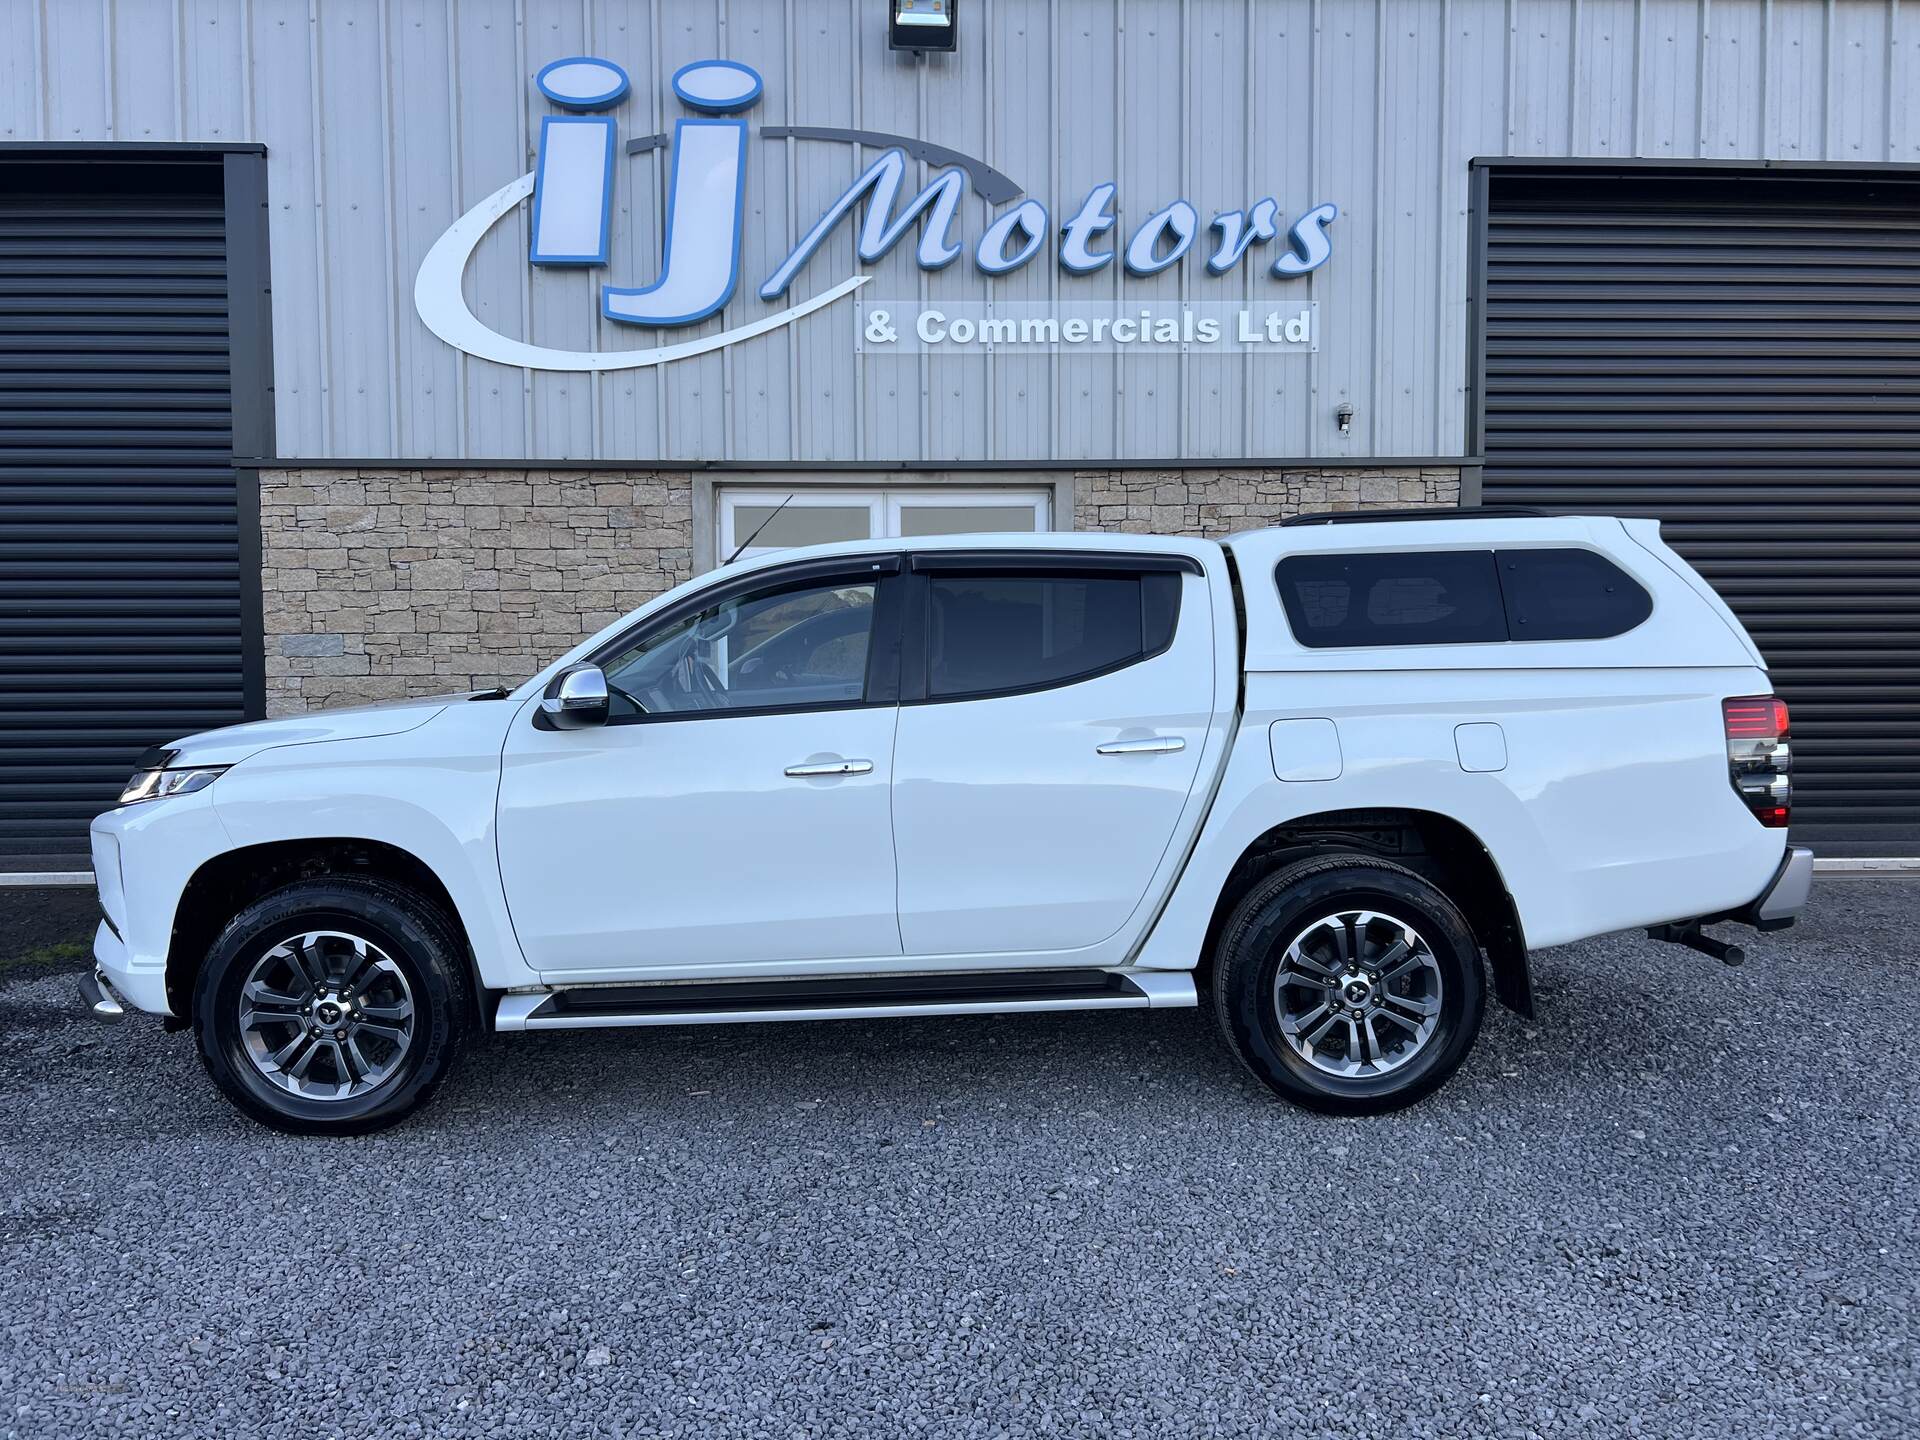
[[1, 879, 1913, 1438]]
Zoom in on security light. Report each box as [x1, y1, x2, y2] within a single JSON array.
[[1336, 402, 1355, 435], [890, 0, 956, 53]]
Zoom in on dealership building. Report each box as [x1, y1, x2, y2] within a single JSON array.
[[2, 0, 1916, 871]]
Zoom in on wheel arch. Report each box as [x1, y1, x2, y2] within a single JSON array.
[[1196, 807, 1533, 1017], [165, 838, 482, 1023]]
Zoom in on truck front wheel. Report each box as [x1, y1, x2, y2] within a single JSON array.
[[1211, 854, 1485, 1114], [192, 876, 469, 1135]]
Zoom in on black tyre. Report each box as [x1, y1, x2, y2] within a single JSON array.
[[193, 876, 469, 1135], [1211, 853, 1484, 1115]]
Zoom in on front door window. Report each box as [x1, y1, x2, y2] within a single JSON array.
[[600, 577, 877, 719]]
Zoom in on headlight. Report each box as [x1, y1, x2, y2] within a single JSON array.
[[119, 764, 227, 804]]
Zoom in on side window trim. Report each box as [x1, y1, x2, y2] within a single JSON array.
[[584, 555, 905, 726], [903, 552, 1190, 706], [897, 566, 930, 705], [911, 549, 1203, 577], [862, 566, 906, 705]]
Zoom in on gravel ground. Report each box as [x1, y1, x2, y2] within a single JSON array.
[[1, 880, 1914, 1439], [0, 888, 94, 977]]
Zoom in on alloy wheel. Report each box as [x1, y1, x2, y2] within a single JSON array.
[[237, 931, 416, 1101], [1272, 909, 1444, 1078]]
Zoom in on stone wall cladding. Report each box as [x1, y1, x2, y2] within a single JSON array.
[[259, 468, 693, 715], [1073, 466, 1460, 538], [260, 465, 1457, 714]]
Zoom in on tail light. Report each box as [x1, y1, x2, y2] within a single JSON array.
[[1722, 695, 1791, 828]]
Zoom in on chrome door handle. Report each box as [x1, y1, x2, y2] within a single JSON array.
[[1095, 736, 1185, 756], [784, 759, 874, 777]]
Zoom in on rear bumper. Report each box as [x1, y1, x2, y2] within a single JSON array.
[[1728, 845, 1814, 932]]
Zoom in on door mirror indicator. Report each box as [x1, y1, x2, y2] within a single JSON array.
[[539, 663, 611, 729]]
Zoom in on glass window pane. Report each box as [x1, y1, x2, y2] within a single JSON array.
[[897, 503, 1039, 537], [1275, 551, 1507, 648], [602, 579, 876, 717], [1496, 548, 1652, 641], [730, 504, 871, 551], [927, 574, 1148, 699]]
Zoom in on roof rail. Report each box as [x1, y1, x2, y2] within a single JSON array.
[[1279, 505, 1554, 528]]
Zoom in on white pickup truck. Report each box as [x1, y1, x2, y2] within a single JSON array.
[[85, 510, 1812, 1133]]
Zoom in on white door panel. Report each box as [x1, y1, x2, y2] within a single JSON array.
[[891, 574, 1214, 955], [497, 707, 901, 974]]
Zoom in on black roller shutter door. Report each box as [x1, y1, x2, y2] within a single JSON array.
[[0, 157, 246, 871], [1480, 166, 1920, 857]]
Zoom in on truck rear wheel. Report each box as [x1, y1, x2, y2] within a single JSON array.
[[192, 876, 469, 1135], [1210, 854, 1484, 1114]]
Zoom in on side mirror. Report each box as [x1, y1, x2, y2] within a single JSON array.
[[539, 663, 610, 729]]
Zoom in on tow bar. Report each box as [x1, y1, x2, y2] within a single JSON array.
[[1647, 922, 1746, 967]]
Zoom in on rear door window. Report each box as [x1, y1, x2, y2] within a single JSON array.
[[924, 570, 1180, 699]]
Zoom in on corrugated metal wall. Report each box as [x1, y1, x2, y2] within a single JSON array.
[[3, 0, 1915, 465], [1479, 165, 1920, 855], [0, 157, 244, 870]]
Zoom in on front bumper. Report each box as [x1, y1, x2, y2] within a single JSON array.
[[89, 915, 175, 1016], [78, 966, 129, 1022], [88, 788, 231, 1020]]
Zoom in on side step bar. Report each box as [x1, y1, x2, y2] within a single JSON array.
[[495, 969, 1196, 1033]]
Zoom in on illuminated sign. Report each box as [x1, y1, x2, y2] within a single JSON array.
[[415, 57, 1336, 371]]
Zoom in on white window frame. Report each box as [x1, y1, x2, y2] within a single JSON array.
[[718, 486, 1052, 565], [717, 490, 884, 565], [883, 489, 1051, 538]]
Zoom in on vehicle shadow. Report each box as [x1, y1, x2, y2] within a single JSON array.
[[435, 878, 1877, 1133], [449, 1003, 1259, 1119], [425, 970, 1577, 1135]]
